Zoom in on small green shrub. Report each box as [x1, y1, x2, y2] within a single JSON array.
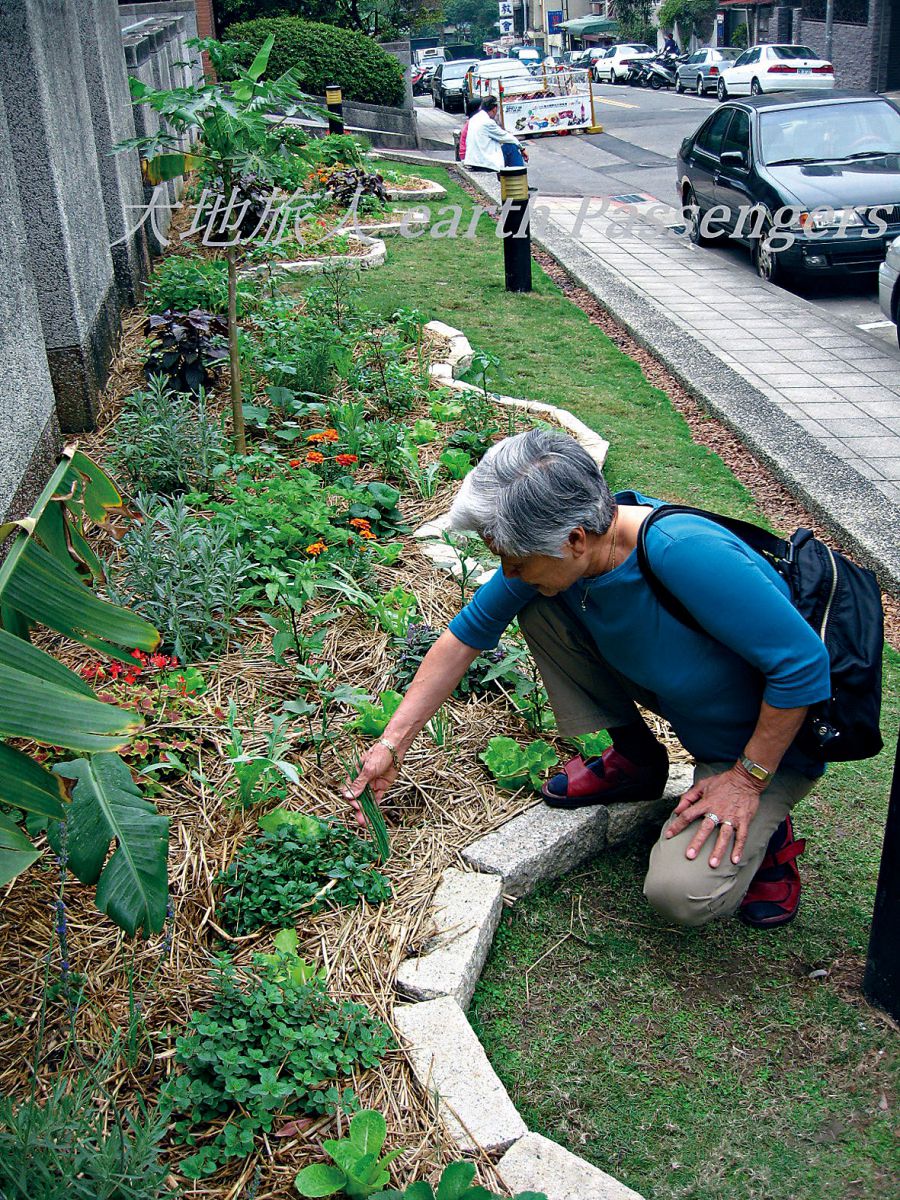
[[216, 812, 391, 934], [392, 624, 528, 700], [108, 496, 252, 660], [145, 254, 256, 316], [164, 951, 392, 1178], [229, 18, 405, 107], [0, 1071, 170, 1200], [108, 377, 228, 496]]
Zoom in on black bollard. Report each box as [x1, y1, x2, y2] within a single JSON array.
[[325, 85, 344, 136], [863, 728, 900, 1020], [498, 165, 532, 293]]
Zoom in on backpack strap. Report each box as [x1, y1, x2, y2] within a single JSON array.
[[635, 503, 795, 634]]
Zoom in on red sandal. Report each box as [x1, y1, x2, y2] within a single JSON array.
[[739, 815, 806, 929], [542, 747, 668, 810]]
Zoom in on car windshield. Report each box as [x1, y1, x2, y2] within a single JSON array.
[[443, 62, 476, 79], [772, 45, 818, 59], [760, 100, 900, 165]]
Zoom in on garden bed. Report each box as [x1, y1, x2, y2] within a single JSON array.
[[1, 153, 895, 1200]]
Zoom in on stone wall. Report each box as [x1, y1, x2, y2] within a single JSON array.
[[797, 0, 889, 90], [0, 0, 201, 524]]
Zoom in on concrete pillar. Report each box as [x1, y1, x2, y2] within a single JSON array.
[[124, 29, 172, 255], [76, 0, 150, 306], [0, 87, 61, 525], [0, 0, 120, 433]]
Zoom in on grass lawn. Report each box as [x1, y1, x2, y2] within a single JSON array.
[[353, 160, 900, 1200]]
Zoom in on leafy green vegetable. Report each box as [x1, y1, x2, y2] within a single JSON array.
[[347, 691, 403, 737], [439, 448, 472, 480], [216, 818, 390, 934], [295, 1109, 402, 1197], [479, 736, 558, 793]]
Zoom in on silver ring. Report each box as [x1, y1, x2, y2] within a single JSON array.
[[721, 819, 735, 828], [706, 812, 721, 827]]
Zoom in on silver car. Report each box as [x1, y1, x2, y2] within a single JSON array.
[[878, 237, 900, 348], [675, 46, 742, 96]]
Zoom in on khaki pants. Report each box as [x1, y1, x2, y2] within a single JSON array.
[[518, 596, 815, 928]]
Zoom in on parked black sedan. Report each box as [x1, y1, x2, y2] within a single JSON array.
[[676, 90, 900, 283], [431, 59, 480, 111]]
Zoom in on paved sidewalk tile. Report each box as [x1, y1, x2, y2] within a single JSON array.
[[546, 199, 900, 513]]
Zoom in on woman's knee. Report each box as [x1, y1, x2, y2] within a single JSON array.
[[642, 871, 722, 928]]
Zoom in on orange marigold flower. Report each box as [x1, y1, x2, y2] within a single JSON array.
[[335, 453, 358, 466], [358, 528, 377, 540], [305, 541, 327, 556], [289, 458, 302, 468], [321, 428, 339, 442], [349, 517, 371, 530], [306, 450, 325, 464]]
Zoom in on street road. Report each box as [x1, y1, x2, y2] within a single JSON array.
[[416, 86, 896, 351]]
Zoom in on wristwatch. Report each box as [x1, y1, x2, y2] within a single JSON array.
[[738, 755, 772, 786]]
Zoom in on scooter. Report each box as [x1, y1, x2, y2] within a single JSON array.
[[412, 66, 433, 97], [644, 52, 686, 91]]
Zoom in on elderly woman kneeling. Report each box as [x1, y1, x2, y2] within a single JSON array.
[[346, 430, 830, 930]]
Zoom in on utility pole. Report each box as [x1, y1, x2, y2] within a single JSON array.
[[825, 0, 834, 61]]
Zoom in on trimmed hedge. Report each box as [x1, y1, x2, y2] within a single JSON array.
[[228, 18, 405, 108]]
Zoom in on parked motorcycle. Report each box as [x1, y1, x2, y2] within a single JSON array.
[[623, 55, 654, 87], [412, 65, 434, 97], [644, 52, 688, 91]]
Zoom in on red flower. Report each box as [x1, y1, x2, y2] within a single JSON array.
[[306, 450, 325, 465], [123, 671, 139, 685], [150, 653, 170, 670], [289, 459, 302, 468], [335, 453, 358, 467]]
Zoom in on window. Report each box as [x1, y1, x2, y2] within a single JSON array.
[[758, 98, 900, 164], [772, 45, 818, 59], [695, 108, 735, 157], [734, 51, 751, 68], [746, 48, 761, 64], [721, 110, 751, 161], [801, 1, 869, 25]]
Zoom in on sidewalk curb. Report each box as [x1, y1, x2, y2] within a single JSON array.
[[448, 165, 900, 592]]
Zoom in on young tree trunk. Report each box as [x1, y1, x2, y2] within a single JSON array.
[[227, 247, 246, 455]]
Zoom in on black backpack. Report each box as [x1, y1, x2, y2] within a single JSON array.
[[635, 504, 884, 763]]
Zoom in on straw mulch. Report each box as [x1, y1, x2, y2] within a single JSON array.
[[1, 310, 694, 1197]]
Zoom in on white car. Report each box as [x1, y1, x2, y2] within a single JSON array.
[[878, 236, 900, 348], [466, 59, 537, 100], [593, 44, 655, 83], [717, 44, 835, 99]]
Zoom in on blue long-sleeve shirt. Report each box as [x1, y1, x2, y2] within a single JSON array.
[[449, 492, 831, 776]]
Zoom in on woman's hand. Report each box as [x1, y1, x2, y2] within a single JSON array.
[[342, 743, 398, 829], [664, 767, 764, 868]]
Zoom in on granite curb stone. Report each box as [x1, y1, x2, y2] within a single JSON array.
[[498, 1133, 645, 1200], [395, 867, 504, 1010], [393, 996, 527, 1154]]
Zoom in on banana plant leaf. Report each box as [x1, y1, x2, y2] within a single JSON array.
[[0, 743, 66, 820], [0, 661, 141, 751], [51, 754, 169, 937], [0, 538, 158, 656], [0, 813, 40, 889]]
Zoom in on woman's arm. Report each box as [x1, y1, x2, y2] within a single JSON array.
[[343, 630, 481, 824]]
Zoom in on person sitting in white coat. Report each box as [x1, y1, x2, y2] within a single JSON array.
[[463, 95, 528, 172]]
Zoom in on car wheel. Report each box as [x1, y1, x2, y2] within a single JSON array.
[[750, 77, 763, 96], [753, 222, 784, 284], [684, 186, 714, 247], [676, 76, 684, 93], [717, 78, 728, 101], [696, 75, 705, 96]]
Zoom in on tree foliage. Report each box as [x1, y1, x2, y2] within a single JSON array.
[[656, 0, 716, 40]]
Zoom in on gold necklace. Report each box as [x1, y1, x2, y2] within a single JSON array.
[[580, 512, 619, 610]]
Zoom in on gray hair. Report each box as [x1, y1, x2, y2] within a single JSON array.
[[447, 429, 616, 557]]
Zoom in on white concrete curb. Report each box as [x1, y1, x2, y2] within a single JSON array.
[[414, 320, 610, 594], [238, 233, 386, 277], [387, 178, 448, 201]]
